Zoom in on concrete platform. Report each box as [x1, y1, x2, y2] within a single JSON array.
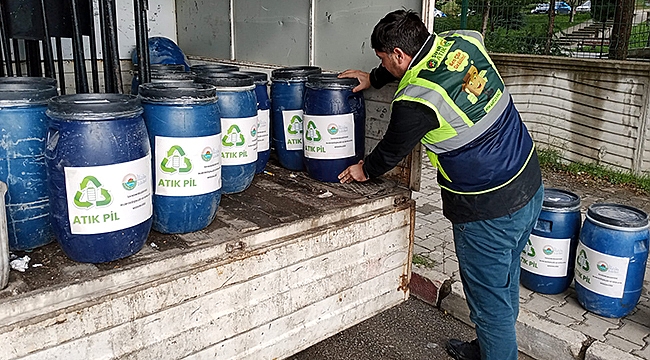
[[410, 154, 650, 360]]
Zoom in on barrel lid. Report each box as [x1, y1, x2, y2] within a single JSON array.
[[190, 63, 240, 74], [306, 73, 359, 89], [0, 81, 58, 105], [271, 66, 322, 80], [150, 70, 195, 82], [542, 188, 581, 210], [587, 203, 649, 228], [234, 71, 268, 83], [139, 82, 217, 103], [134, 63, 186, 72], [0, 76, 58, 87], [195, 72, 255, 88], [47, 94, 142, 120]]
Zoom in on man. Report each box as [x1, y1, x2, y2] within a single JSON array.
[[338, 9, 544, 360]]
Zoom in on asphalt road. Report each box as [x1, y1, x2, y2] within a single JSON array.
[[288, 297, 535, 360]]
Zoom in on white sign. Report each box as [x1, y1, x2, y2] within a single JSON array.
[[282, 109, 304, 150], [155, 135, 222, 196], [521, 234, 571, 277], [64, 155, 153, 235], [575, 241, 630, 299], [257, 109, 271, 152], [303, 114, 356, 159], [221, 116, 258, 165]]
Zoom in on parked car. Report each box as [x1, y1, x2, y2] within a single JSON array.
[[530, 2, 571, 15], [576, 1, 591, 12], [434, 8, 446, 17]]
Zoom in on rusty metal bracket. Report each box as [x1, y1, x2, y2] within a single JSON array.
[[225, 241, 245, 253]]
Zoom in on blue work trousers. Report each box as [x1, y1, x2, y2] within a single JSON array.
[[453, 185, 544, 360]]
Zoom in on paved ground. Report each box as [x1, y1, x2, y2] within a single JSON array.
[[411, 155, 650, 360]]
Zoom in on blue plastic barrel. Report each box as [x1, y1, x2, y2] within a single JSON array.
[[575, 203, 649, 318], [196, 73, 257, 194], [45, 94, 153, 263], [302, 74, 365, 182], [270, 66, 322, 171], [0, 79, 57, 250], [237, 71, 271, 174], [520, 188, 581, 294], [140, 83, 221, 234], [131, 63, 189, 95]]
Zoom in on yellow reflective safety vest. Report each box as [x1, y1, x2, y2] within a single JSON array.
[[394, 31, 536, 195]]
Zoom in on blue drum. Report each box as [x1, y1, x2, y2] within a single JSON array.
[[195, 73, 257, 194], [131, 63, 189, 95], [271, 66, 321, 171], [45, 94, 153, 263], [238, 71, 271, 174], [0, 79, 57, 250], [520, 188, 581, 294], [575, 203, 649, 318], [303, 74, 365, 182], [140, 83, 221, 234]]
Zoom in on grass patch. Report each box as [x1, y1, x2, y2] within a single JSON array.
[[538, 148, 650, 193], [412, 254, 437, 269]]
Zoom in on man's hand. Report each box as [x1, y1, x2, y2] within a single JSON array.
[[338, 160, 369, 183], [338, 69, 371, 93]]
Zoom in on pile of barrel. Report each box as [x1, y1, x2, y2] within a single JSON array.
[[521, 188, 649, 318], [0, 63, 366, 271]]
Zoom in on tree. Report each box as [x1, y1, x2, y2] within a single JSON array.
[[565, 0, 581, 22], [608, 0, 635, 59]]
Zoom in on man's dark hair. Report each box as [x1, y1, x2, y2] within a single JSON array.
[[371, 10, 430, 57]]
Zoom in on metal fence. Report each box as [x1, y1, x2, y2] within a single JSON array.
[[433, 0, 650, 60]]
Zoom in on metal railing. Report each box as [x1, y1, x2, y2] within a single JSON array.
[[433, 0, 650, 60]]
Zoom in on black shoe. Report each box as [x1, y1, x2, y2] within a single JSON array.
[[445, 338, 481, 360]]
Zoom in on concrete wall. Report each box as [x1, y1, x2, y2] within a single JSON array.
[[492, 54, 650, 176]]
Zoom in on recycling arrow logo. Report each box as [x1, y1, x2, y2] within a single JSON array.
[[522, 239, 535, 257], [161, 145, 193, 174], [287, 115, 303, 135], [73, 176, 112, 209], [577, 249, 590, 271], [222, 124, 246, 147], [305, 121, 321, 142]]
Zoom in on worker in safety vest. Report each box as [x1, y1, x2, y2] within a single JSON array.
[[338, 9, 543, 360]]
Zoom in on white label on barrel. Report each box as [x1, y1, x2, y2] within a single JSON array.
[[521, 234, 571, 277], [282, 110, 303, 150], [575, 241, 630, 299], [64, 155, 153, 235], [154, 135, 222, 196], [257, 109, 270, 152], [221, 116, 258, 165], [303, 114, 355, 159]]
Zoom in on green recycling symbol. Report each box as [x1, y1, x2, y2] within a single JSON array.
[[222, 124, 246, 147], [161, 145, 192, 174], [287, 115, 303, 135], [305, 121, 322, 142], [73, 176, 112, 209], [522, 239, 535, 257], [577, 249, 590, 271]]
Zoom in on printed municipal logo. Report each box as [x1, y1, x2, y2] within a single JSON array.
[[201, 147, 214, 162], [426, 59, 438, 69], [577, 249, 590, 271], [305, 121, 322, 142], [251, 124, 258, 138], [222, 124, 246, 147], [327, 123, 338, 135], [122, 174, 137, 190], [597, 261, 608, 272], [161, 145, 193, 174], [73, 176, 112, 209], [287, 115, 303, 135], [543, 246, 554, 255], [522, 239, 535, 257]]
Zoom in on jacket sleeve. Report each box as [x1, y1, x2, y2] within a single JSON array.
[[362, 100, 439, 179], [369, 65, 398, 89]]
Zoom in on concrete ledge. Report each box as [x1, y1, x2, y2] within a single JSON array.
[[410, 267, 451, 306], [585, 342, 643, 360]]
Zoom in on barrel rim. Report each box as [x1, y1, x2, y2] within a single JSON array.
[[138, 82, 218, 103], [0, 82, 58, 105], [271, 66, 322, 80], [233, 71, 268, 84], [195, 73, 255, 88], [190, 63, 240, 74], [542, 187, 581, 211], [586, 203, 649, 230], [47, 94, 143, 120]]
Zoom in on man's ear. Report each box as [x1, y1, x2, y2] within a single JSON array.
[[392, 47, 409, 65]]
